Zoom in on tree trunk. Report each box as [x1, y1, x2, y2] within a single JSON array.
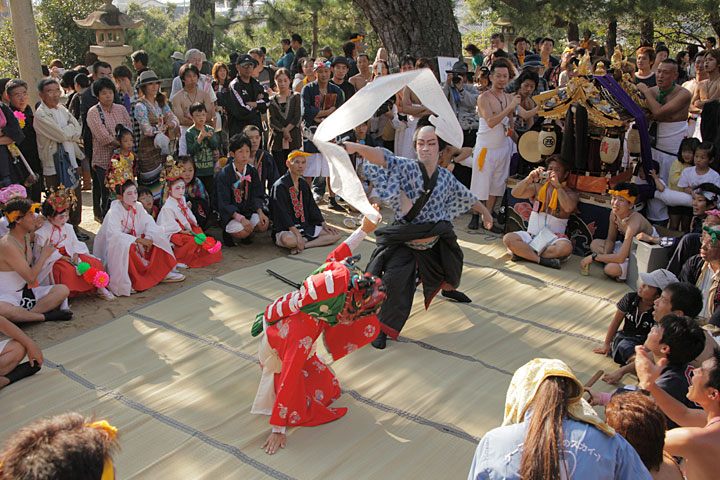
[[640, 17, 654, 47], [311, 12, 319, 58], [353, 0, 461, 64], [567, 22, 579, 42], [711, 12, 720, 41], [607, 17, 617, 55], [187, 0, 214, 58]]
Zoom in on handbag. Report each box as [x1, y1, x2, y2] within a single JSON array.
[[52, 143, 80, 190]]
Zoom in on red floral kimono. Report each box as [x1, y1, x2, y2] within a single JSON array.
[[251, 243, 379, 428]]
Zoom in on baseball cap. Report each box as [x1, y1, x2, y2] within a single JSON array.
[[331, 56, 349, 67], [236, 54, 258, 67], [639, 269, 678, 290]]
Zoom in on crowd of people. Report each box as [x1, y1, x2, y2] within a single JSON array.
[[0, 26, 719, 480]]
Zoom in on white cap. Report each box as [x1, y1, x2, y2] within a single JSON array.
[[639, 269, 678, 290]]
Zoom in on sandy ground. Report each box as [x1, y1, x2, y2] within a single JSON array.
[[21, 191, 368, 348]]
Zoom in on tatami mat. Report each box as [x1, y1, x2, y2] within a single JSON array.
[[0, 230, 631, 479]]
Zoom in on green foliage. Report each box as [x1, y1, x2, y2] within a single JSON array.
[[35, 0, 99, 66], [125, 2, 188, 79]]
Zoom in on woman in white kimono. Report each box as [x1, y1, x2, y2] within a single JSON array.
[[33, 186, 114, 301], [93, 157, 184, 297], [156, 158, 222, 268]]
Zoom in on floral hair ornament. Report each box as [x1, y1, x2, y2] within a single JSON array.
[[705, 209, 720, 218], [162, 155, 185, 183], [105, 156, 135, 194], [313, 58, 332, 71], [0, 184, 27, 204], [85, 421, 118, 480], [46, 185, 77, 213], [608, 189, 636, 204], [694, 188, 717, 202], [13, 110, 26, 129], [287, 150, 311, 162]]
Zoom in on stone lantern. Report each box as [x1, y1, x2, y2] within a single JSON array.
[[494, 17, 516, 45], [74, 0, 143, 69]]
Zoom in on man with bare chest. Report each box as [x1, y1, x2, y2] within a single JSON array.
[[638, 59, 692, 184], [465, 61, 519, 232]]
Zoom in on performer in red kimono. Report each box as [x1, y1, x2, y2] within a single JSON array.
[[251, 210, 385, 454], [157, 157, 222, 268]]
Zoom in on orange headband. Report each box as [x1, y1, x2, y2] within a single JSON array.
[[5, 203, 41, 223], [608, 189, 636, 204]]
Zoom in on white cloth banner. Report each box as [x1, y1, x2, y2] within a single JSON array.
[[312, 69, 463, 223]]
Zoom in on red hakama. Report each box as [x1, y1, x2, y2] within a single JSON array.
[[51, 248, 105, 297], [170, 225, 222, 268], [127, 241, 176, 291]]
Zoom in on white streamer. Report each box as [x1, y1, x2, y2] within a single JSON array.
[[312, 69, 463, 223]]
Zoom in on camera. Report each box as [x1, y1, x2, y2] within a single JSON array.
[[452, 74, 463, 84], [539, 171, 549, 179]]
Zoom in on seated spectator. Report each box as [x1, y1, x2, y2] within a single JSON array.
[[0, 197, 72, 323], [667, 209, 720, 275], [185, 102, 218, 202], [0, 413, 119, 478], [269, 150, 341, 254], [34, 186, 115, 301], [582, 182, 655, 281], [635, 344, 720, 480], [179, 156, 211, 229], [603, 282, 703, 385], [504, 156, 578, 269], [678, 142, 720, 195], [680, 227, 720, 321], [634, 161, 669, 226], [94, 158, 184, 297], [157, 158, 222, 269], [216, 134, 269, 246], [244, 124, 279, 207], [467, 358, 651, 479], [137, 185, 158, 220], [594, 269, 676, 365], [0, 314, 42, 389], [605, 392, 684, 480]]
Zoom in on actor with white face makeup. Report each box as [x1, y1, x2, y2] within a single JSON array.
[[157, 158, 222, 268], [93, 157, 184, 297], [33, 186, 115, 301]]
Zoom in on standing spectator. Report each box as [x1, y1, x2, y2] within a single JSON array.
[[171, 51, 184, 78], [185, 102, 219, 203], [443, 60, 479, 147], [538, 37, 560, 87], [343, 41, 359, 78], [131, 50, 149, 77], [249, 47, 276, 91], [330, 55, 356, 101], [79, 61, 113, 191], [652, 45, 670, 73], [268, 68, 301, 175], [134, 70, 179, 191], [635, 47, 657, 87], [5, 80, 42, 202], [223, 54, 267, 138], [212, 61, 231, 156], [67, 73, 90, 121], [301, 58, 344, 209], [170, 49, 217, 103], [34, 78, 86, 237], [464, 43, 483, 72], [0, 98, 25, 189], [277, 38, 295, 70], [483, 33, 520, 68], [171, 63, 215, 156], [289, 33, 308, 76], [349, 53, 373, 91], [86, 78, 131, 221], [512, 36, 530, 66], [293, 57, 315, 93], [349, 32, 365, 54], [113, 65, 135, 115], [321, 45, 333, 60]]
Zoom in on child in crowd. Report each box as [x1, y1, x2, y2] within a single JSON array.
[[112, 125, 136, 173], [244, 125, 279, 209], [185, 102, 218, 202], [216, 134, 269, 246], [94, 157, 183, 296], [594, 269, 677, 367], [667, 137, 700, 231], [179, 156, 212, 230], [157, 157, 222, 268], [635, 160, 668, 226], [269, 150, 341, 254], [0, 413, 119, 479], [678, 141, 720, 195], [34, 186, 114, 301], [137, 186, 158, 219]]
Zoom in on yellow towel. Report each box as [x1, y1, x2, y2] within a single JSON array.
[[502, 358, 614, 436], [477, 147, 488, 172], [536, 181, 567, 212]]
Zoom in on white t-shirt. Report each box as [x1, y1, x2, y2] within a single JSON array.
[[677, 167, 720, 189]]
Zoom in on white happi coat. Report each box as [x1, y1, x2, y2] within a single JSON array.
[[93, 200, 176, 296], [33, 221, 92, 286]]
